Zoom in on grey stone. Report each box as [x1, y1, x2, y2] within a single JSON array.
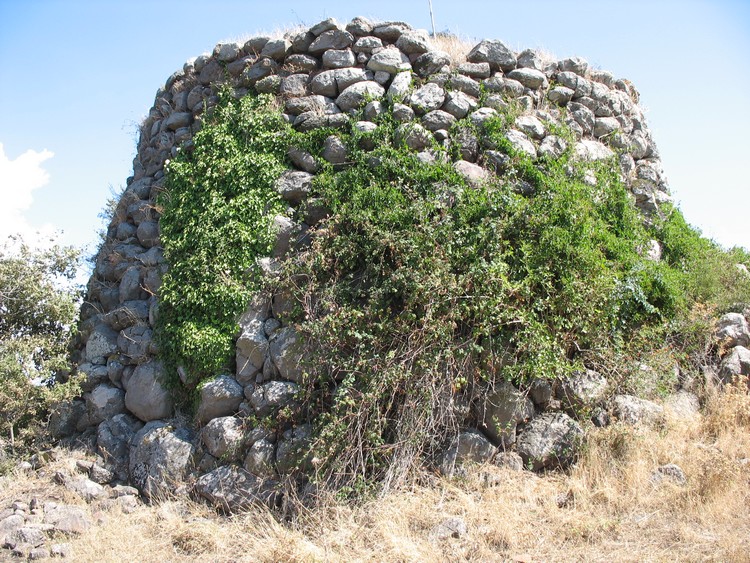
[[363, 100, 384, 120], [517, 49, 546, 71], [353, 36, 382, 54], [439, 430, 496, 476], [453, 160, 489, 187], [612, 395, 664, 426], [483, 150, 510, 173], [255, 75, 282, 94], [195, 465, 278, 511], [430, 517, 467, 540], [86, 384, 125, 425], [573, 140, 614, 162], [409, 83, 445, 115], [346, 16, 374, 37], [119, 266, 144, 303], [514, 115, 546, 140], [593, 116, 620, 138], [97, 414, 142, 482], [241, 58, 278, 86], [322, 48, 355, 69], [558, 56, 590, 76], [392, 103, 415, 122], [129, 422, 195, 499], [516, 412, 584, 470], [200, 416, 245, 460], [301, 197, 331, 226], [422, 110, 456, 132], [322, 135, 348, 165], [468, 107, 497, 128], [477, 381, 534, 447], [395, 123, 432, 150], [651, 463, 686, 486], [386, 70, 412, 102], [335, 67, 369, 91], [507, 68, 548, 89], [557, 369, 608, 413], [548, 86, 575, 106], [286, 53, 319, 73], [308, 30, 354, 55], [719, 346, 750, 383], [275, 170, 313, 204], [85, 324, 118, 365], [505, 129, 537, 158], [104, 301, 149, 331], [244, 438, 277, 477], [309, 17, 339, 36], [48, 400, 86, 438], [43, 505, 91, 534], [446, 74, 481, 98], [279, 74, 309, 98], [275, 424, 311, 473], [413, 51, 451, 77], [249, 380, 299, 417], [372, 21, 412, 42], [367, 48, 411, 74], [288, 147, 318, 173], [214, 42, 241, 62], [164, 112, 192, 131], [493, 451, 524, 471], [336, 81, 384, 112], [664, 390, 700, 420], [78, 363, 109, 393], [538, 135, 568, 159], [260, 38, 291, 61], [196, 375, 244, 424], [117, 325, 153, 363], [457, 61, 491, 78], [716, 313, 750, 348], [395, 30, 430, 54], [467, 39, 517, 72], [64, 476, 107, 502], [272, 214, 299, 257], [135, 221, 159, 247], [270, 326, 305, 383], [442, 91, 477, 119], [124, 360, 173, 422], [285, 94, 338, 115]]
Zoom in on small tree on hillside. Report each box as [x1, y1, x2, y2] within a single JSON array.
[[0, 236, 82, 453]]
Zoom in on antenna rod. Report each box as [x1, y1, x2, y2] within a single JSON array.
[[428, 0, 436, 37]]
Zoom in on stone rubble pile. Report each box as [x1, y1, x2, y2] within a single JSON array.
[[57, 16, 691, 507]]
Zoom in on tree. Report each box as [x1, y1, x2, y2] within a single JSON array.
[[0, 236, 81, 453]]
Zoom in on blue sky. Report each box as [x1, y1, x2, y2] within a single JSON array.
[[1, 0, 748, 257]]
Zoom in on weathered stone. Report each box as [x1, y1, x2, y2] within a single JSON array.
[[275, 424, 311, 473], [48, 400, 86, 438], [716, 313, 750, 348], [195, 465, 278, 511], [664, 390, 700, 420], [346, 16, 373, 37], [97, 414, 142, 482], [86, 384, 126, 425], [386, 70, 412, 102], [244, 438, 276, 477], [43, 505, 91, 534], [353, 36, 382, 54], [430, 517, 467, 540], [593, 116, 620, 138], [516, 412, 584, 470], [514, 115, 546, 140], [457, 61, 491, 78], [336, 81, 384, 112], [269, 326, 305, 383], [422, 110, 456, 132], [395, 29, 430, 54], [558, 56, 590, 76], [118, 266, 144, 303], [505, 129, 537, 158], [164, 112, 192, 131], [85, 324, 118, 365], [557, 369, 608, 413], [651, 463, 687, 486], [249, 380, 299, 417], [104, 300, 149, 331], [548, 86, 575, 106], [507, 68, 548, 89], [612, 394, 664, 426], [372, 21, 412, 42], [493, 451, 524, 471], [442, 91, 477, 119], [288, 147, 318, 173], [322, 48, 356, 69], [412, 50, 451, 77], [129, 422, 195, 499], [517, 49, 546, 71], [322, 135, 348, 165], [395, 122, 432, 150], [392, 103, 415, 122], [477, 381, 534, 447], [334, 67, 369, 91], [573, 140, 614, 162], [64, 476, 107, 502], [439, 430, 496, 476], [446, 74, 481, 98], [241, 58, 278, 86], [453, 160, 489, 187], [467, 39, 517, 72], [279, 73, 309, 98], [260, 38, 291, 61], [286, 53, 318, 73], [275, 170, 313, 204], [538, 135, 568, 159], [409, 83, 445, 115], [214, 41, 241, 62], [200, 416, 245, 460], [196, 375, 244, 424], [124, 360, 173, 422], [719, 346, 750, 383], [308, 30, 354, 55], [367, 48, 411, 74]]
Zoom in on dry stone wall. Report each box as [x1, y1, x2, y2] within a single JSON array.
[[55, 16, 674, 504]]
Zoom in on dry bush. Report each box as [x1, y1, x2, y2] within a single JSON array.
[[429, 33, 474, 67]]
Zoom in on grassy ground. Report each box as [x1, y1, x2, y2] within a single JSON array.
[[2, 380, 748, 562]]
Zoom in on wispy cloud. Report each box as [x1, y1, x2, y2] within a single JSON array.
[[0, 142, 58, 247]]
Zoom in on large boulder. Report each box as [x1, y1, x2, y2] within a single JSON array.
[[467, 39, 516, 72], [195, 465, 279, 511], [557, 369, 608, 414], [86, 384, 126, 425], [97, 413, 143, 482], [719, 346, 750, 383], [129, 422, 196, 499], [200, 416, 245, 461], [476, 381, 534, 447], [715, 313, 750, 348], [269, 326, 305, 383], [612, 394, 664, 426], [124, 360, 173, 422], [516, 412, 584, 471], [195, 375, 244, 424], [439, 430, 496, 476]]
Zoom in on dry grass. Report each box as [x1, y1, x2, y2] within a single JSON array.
[[2, 382, 748, 562], [430, 33, 474, 67]]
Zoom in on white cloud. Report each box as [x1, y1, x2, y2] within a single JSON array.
[[0, 142, 58, 248]]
